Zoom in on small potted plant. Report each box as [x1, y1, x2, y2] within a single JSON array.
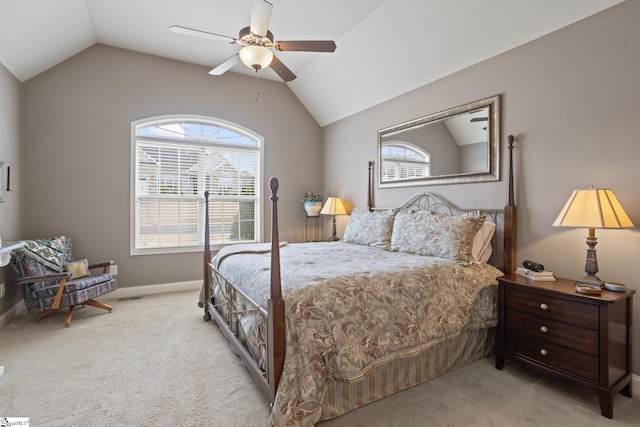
[[302, 191, 323, 217]]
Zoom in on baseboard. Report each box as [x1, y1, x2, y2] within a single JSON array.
[[0, 299, 25, 330], [107, 280, 201, 300], [634, 373, 640, 392]]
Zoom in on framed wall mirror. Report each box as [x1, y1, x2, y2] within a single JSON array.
[[377, 94, 501, 188]]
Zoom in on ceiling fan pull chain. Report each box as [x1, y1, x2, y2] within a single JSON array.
[[255, 69, 261, 101]]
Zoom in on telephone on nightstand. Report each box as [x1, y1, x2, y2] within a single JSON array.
[[522, 259, 545, 272]]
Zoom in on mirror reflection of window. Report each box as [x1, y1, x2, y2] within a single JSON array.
[[381, 142, 430, 181]]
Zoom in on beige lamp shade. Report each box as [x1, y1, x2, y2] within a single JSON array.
[[553, 187, 633, 287], [320, 197, 347, 216], [553, 188, 634, 229]]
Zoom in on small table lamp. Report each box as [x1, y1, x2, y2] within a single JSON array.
[[553, 187, 634, 287], [320, 197, 347, 241]]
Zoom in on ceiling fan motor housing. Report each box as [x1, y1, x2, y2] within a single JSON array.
[[239, 26, 274, 47]]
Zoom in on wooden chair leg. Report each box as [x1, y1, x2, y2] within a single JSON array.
[[83, 299, 113, 313], [37, 308, 58, 321], [65, 305, 77, 327], [36, 300, 111, 326]]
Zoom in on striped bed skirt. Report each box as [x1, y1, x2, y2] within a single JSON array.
[[319, 325, 496, 421]]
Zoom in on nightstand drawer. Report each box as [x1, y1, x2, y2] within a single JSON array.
[[505, 286, 598, 329], [506, 309, 598, 355], [506, 331, 599, 381]]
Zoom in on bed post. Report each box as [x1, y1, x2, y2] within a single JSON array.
[[203, 190, 211, 321], [267, 177, 285, 402], [503, 135, 517, 274]]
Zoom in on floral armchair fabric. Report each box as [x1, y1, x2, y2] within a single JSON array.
[[11, 236, 117, 326]]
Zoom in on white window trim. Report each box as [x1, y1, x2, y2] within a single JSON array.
[[130, 114, 264, 256], [381, 141, 430, 180]]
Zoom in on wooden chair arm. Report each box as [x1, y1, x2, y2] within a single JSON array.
[[16, 272, 73, 286], [88, 260, 114, 274], [15, 273, 70, 311]]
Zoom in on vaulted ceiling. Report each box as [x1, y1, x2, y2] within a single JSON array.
[[0, 0, 625, 126]]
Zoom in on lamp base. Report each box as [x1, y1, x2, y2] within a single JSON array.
[[575, 274, 604, 288], [327, 215, 340, 241]]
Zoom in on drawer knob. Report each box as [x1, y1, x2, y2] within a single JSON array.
[[540, 349, 548, 356], [540, 325, 548, 333], [540, 303, 548, 310]]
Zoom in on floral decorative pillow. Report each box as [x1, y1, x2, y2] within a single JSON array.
[[390, 210, 485, 264], [343, 209, 395, 248]]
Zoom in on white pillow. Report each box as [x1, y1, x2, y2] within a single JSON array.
[[472, 221, 496, 263]]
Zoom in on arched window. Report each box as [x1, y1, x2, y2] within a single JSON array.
[[131, 115, 263, 254], [380, 142, 430, 181]]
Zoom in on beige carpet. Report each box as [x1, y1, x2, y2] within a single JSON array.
[[0, 290, 638, 426]]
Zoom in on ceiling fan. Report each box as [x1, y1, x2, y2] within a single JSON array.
[[170, 0, 337, 82]]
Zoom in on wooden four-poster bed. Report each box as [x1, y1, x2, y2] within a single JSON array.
[[201, 136, 517, 425]]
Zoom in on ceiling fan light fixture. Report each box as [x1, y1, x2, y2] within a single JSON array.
[[239, 45, 273, 71]]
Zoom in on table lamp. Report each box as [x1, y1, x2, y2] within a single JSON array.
[[552, 187, 634, 287], [320, 197, 347, 241]]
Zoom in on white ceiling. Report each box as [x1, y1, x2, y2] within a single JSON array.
[[0, 0, 625, 126]]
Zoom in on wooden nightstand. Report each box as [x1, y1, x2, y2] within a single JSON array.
[[495, 274, 634, 419]]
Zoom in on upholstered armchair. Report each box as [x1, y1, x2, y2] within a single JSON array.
[[11, 236, 117, 326]]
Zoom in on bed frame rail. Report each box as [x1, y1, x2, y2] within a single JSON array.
[[207, 263, 272, 398], [203, 179, 285, 403]]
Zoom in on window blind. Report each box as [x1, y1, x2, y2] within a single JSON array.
[[132, 118, 261, 253]]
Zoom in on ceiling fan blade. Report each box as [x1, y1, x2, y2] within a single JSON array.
[[209, 54, 241, 75], [270, 55, 296, 82], [170, 25, 236, 43], [275, 40, 337, 52], [250, 0, 273, 37]]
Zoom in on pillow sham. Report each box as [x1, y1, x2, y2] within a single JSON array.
[[478, 242, 493, 264], [472, 221, 496, 264], [343, 208, 395, 248], [390, 210, 485, 264]]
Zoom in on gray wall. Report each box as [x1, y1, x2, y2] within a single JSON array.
[[19, 44, 323, 290], [324, 0, 640, 374], [0, 63, 24, 314]]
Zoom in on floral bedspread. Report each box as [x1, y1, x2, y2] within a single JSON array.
[[213, 242, 502, 426]]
